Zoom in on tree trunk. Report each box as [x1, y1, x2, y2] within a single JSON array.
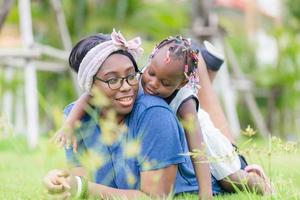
[[192, 0, 214, 41], [0, 0, 13, 31], [50, 0, 81, 95]]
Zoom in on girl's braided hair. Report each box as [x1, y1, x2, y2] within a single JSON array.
[[150, 36, 200, 92]]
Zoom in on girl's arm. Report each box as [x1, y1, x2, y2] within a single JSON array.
[[54, 93, 91, 148], [178, 99, 213, 200], [65, 92, 91, 127]]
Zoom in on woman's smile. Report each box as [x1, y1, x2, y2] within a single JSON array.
[[115, 95, 135, 107]]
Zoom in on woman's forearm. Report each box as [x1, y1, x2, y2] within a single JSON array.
[[87, 182, 147, 200], [71, 166, 174, 199], [70, 168, 147, 199]]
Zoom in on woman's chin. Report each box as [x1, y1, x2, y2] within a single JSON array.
[[114, 102, 135, 115], [116, 107, 133, 116]]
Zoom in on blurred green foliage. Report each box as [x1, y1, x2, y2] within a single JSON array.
[[221, 2, 300, 137], [285, 0, 300, 30], [2, 0, 191, 134], [254, 27, 300, 137], [1, 0, 299, 137]]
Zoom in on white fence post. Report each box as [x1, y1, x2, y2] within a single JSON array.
[[2, 67, 14, 136], [15, 86, 26, 135], [18, 0, 39, 148]]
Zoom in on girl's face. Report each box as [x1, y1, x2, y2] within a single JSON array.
[[141, 46, 187, 98], [93, 53, 139, 117]]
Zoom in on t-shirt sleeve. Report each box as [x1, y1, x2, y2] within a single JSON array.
[[65, 140, 86, 167], [136, 106, 187, 171]]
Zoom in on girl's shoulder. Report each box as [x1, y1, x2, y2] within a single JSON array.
[[169, 86, 199, 114]]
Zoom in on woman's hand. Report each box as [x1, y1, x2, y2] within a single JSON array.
[[44, 169, 78, 199]]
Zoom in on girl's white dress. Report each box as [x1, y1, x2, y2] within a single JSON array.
[[169, 86, 241, 180]]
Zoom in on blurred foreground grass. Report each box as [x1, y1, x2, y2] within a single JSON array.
[[0, 136, 299, 199]]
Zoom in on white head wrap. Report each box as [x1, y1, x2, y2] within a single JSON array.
[[78, 29, 143, 92]]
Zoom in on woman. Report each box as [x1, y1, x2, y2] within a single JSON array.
[[44, 30, 223, 199]]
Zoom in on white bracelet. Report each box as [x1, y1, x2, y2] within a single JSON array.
[[75, 176, 82, 198]]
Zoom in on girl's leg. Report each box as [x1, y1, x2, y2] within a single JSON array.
[[207, 69, 217, 82], [197, 56, 235, 144]]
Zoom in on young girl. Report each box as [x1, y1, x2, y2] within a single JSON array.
[[140, 36, 272, 195], [55, 35, 272, 197]]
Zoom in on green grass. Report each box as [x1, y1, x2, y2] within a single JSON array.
[[0, 136, 67, 200], [0, 136, 299, 199]]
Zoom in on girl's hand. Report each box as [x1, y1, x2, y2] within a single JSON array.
[[52, 126, 78, 153]]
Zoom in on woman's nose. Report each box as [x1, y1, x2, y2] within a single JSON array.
[[119, 79, 132, 91]]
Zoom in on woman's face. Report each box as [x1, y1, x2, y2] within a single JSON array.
[[93, 53, 139, 117]]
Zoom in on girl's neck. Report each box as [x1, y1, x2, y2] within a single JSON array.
[[164, 89, 180, 105]]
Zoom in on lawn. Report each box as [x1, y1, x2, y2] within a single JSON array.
[[0, 136, 299, 200]]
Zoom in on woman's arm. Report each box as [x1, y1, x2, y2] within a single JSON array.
[[87, 165, 177, 199], [178, 99, 213, 200], [45, 165, 178, 199]]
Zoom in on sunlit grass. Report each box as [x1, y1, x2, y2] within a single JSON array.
[[0, 135, 299, 199], [0, 136, 67, 200]]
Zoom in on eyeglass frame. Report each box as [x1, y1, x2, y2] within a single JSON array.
[[93, 71, 142, 90]]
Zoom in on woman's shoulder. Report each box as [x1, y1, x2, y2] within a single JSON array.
[[135, 93, 170, 110], [127, 93, 175, 122]]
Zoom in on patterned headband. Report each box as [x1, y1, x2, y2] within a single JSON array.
[[78, 29, 143, 92]]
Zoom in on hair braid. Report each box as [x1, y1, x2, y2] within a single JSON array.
[[151, 36, 199, 76], [150, 35, 200, 92]]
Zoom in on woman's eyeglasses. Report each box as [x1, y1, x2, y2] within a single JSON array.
[[94, 72, 142, 90]]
